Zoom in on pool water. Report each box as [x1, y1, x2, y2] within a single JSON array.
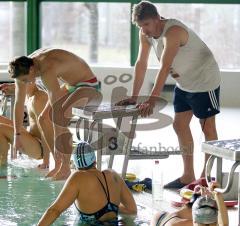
[[0, 157, 151, 226]]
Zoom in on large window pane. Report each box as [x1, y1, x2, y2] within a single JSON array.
[[0, 2, 26, 63], [41, 3, 130, 66], [148, 4, 240, 70]]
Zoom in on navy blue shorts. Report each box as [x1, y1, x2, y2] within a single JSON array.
[[173, 86, 220, 119]]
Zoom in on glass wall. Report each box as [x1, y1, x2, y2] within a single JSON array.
[[41, 2, 131, 66], [0, 1, 239, 70], [0, 2, 27, 63], [148, 4, 240, 70]]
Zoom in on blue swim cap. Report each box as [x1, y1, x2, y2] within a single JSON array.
[[72, 141, 96, 169]]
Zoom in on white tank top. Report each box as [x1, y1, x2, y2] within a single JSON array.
[[148, 19, 220, 92]]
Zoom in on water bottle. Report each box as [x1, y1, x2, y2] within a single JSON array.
[[152, 160, 164, 205]]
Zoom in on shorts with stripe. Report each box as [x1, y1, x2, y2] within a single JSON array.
[[173, 86, 220, 119], [65, 77, 100, 94]]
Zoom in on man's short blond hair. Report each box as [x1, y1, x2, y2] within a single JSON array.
[[132, 1, 159, 24]]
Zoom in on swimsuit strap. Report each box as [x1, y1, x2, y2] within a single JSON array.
[[102, 171, 110, 201], [95, 172, 109, 201], [162, 214, 178, 226]]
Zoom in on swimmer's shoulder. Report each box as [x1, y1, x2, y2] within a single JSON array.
[[102, 169, 122, 184], [70, 170, 95, 181]]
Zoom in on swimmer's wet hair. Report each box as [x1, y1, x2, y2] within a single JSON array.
[[9, 56, 34, 78], [132, 1, 159, 24]]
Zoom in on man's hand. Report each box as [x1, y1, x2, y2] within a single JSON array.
[[13, 134, 23, 158], [115, 97, 137, 106], [0, 83, 15, 95], [137, 96, 158, 117]]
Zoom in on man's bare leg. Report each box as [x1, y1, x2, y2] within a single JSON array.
[[0, 132, 10, 166], [52, 126, 72, 180], [37, 139, 50, 169], [43, 124, 61, 178], [45, 155, 61, 178], [0, 113, 49, 168], [34, 103, 53, 171], [38, 111, 54, 154], [199, 116, 218, 178], [52, 151, 71, 181], [0, 116, 14, 161], [50, 87, 102, 180], [173, 111, 196, 184], [35, 118, 52, 170], [0, 123, 43, 163], [44, 89, 70, 180]]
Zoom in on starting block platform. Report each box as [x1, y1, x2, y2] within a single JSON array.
[[72, 103, 181, 177], [203, 139, 240, 225]]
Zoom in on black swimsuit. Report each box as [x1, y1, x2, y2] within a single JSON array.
[[75, 171, 119, 222]]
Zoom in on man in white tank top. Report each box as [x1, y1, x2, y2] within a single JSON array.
[[118, 1, 220, 189]]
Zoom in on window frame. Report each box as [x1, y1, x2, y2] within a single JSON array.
[[0, 0, 239, 68]]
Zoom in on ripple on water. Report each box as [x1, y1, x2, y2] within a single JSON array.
[[0, 158, 152, 226]]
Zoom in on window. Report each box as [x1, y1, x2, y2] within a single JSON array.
[[0, 2, 27, 63], [41, 2, 130, 66], [148, 4, 240, 70]]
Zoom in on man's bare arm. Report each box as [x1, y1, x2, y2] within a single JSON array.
[[14, 80, 27, 134], [116, 30, 151, 106], [132, 30, 151, 98], [150, 26, 182, 97], [137, 26, 183, 117], [41, 69, 62, 106]]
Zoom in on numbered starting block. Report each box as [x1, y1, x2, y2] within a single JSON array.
[[72, 103, 181, 177], [72, 103, 139, 176], [203, 139, 240, 225]]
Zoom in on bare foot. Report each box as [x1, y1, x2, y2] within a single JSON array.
[[45, 167, 59, 178], [38, 163, 49, 170], [52, 169, 71, 181]]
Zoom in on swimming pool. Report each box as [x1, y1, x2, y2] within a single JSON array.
[[0, 157, 151, 226]]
